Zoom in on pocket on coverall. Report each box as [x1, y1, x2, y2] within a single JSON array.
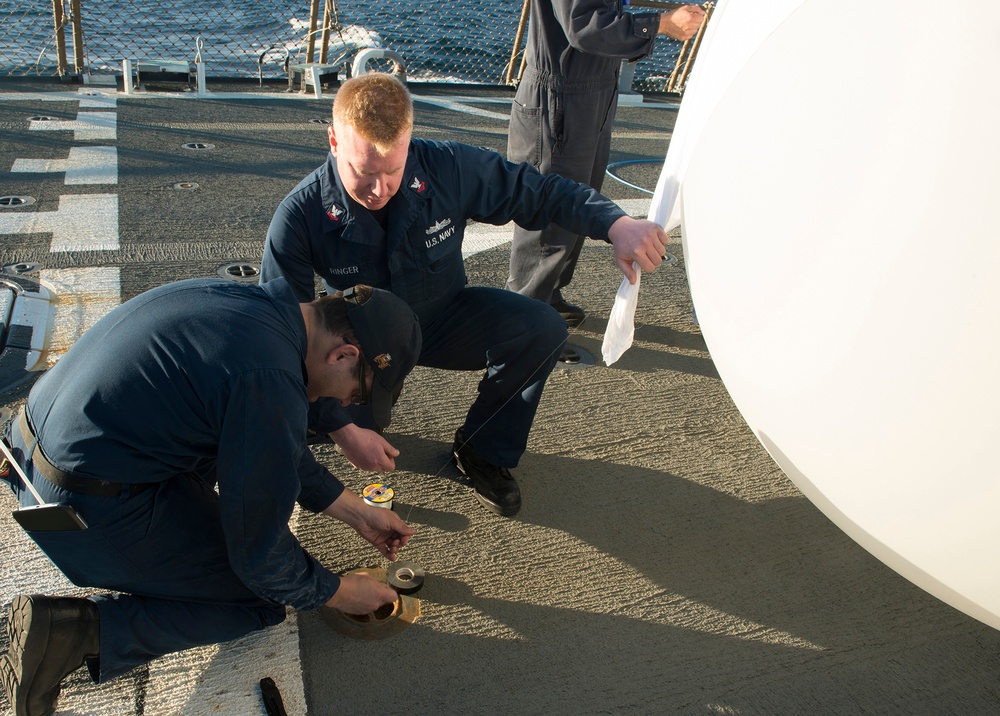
[[508, 99, 543, 167]]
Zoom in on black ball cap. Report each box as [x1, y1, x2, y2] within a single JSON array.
[[343, 285, 422, 429]]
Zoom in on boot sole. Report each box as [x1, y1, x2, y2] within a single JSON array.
[[2, 595, 54, 716], [451, 451, 521, 517]]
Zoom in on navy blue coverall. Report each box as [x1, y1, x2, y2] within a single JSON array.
[[261, 140, 626, 467], [2, 278, 342, 682]]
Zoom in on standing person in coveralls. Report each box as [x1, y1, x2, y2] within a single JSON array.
[[1, 279, 420, 716], [260, 72, 671, 517], [507, 0, 706, 359]]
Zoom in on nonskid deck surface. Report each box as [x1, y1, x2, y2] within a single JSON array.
[[2, 78, 999, 716]]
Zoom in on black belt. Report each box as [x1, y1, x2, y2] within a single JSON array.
[[18, 410, 156, 497]]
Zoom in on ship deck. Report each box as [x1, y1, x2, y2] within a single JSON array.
[[2, 77, 999, 716]]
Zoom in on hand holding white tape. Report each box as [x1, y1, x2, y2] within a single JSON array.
[[601, 261, 640, 366]]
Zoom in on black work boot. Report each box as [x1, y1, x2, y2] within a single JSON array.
[[1, 594, 100, 716], [550, 298, 585, 328], [451, 429, 521, 516]]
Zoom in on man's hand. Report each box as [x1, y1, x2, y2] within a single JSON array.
[[329, 422, 400, 472], [324, 572, 398, 615], [323, 489, 415, 561], [607, 216, 670, 284], [349, 501, 415, 561], [659, 4, 707, 41]]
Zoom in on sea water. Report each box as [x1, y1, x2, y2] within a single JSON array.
[[1, 0, 681, 86]]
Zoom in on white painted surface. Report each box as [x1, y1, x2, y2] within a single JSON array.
[[12, 146, 118, 185], [413, 96, 513, 122], [0, 194, 119, 252], [29, 111, 117, 141], [77, 89, 118, 109], [462, 197, 650, 259], [648, 0, 808, 232], [39, 267, 122, 366], [676, 0, 1000, 629]]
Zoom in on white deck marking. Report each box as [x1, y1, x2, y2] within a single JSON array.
[[413, 96, 512, 121], [0, 91, 124, 103], [0, 194, 119, 252], [29, 111, 117, 140], [462, 197, 652, 258], [77, 88, 118, 109], [616, 197, 653, 217], [11, 146, 119, 185], [38, 267, 122, 365], [463, 221, 514, 258], [0, 90, 114, 107], [0, 91, 84, 102]]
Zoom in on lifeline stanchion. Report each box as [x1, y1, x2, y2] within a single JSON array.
[[121, 58, 133, 94], [194, 36, 207, 96]]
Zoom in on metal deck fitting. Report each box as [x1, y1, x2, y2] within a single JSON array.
[[319, 568, 420, 640], [0, 270, 54, 392]]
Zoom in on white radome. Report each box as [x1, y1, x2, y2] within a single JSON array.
[[653, 0, 1000, 629]]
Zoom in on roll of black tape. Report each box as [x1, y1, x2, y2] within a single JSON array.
[[387, 560, 425, 595]]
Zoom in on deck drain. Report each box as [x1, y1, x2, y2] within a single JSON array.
[[171, 181, 200, 190], [557, 343, 596, 370], [0, 196, 36, 208], [320, 567, 420, 640], [181, 142, 215, 150], [2, 262, 41, 275], [663, 252, 678, 267], [217, 261, 260, 282], [309, 118, 331, 124], [27, 116, 58, 122]]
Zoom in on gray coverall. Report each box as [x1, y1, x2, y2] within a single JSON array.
[[506, 0, 666, 303]]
